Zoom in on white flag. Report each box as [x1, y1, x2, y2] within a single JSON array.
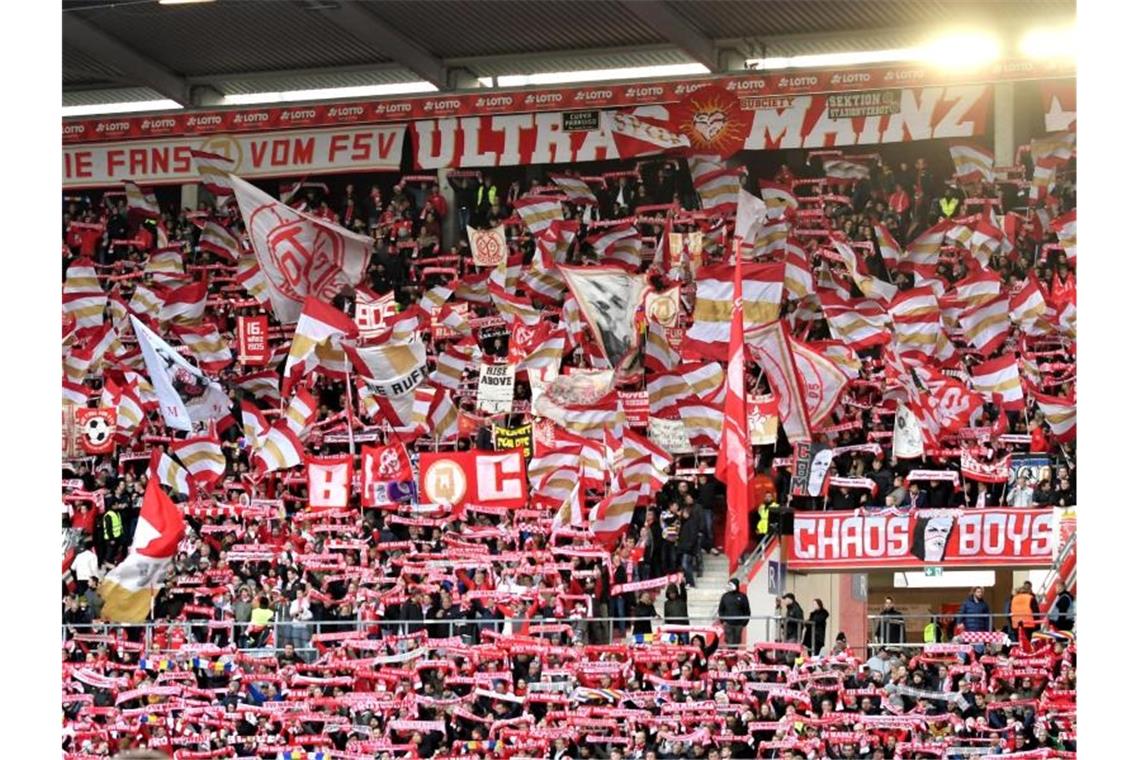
[[130, 315, 230, 432], [229, 173, 372, 324]]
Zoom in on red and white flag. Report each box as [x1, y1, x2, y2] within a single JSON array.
[[559, 265, 649, 369], [686, 262, 784, 357], [832, 237, 897, 305], [283, 387, 319, 437], [823, 159, 870, 180], [692, 168, 742, 215], [282, 297, 358, 393], [488, 281, 543, 326], [240, 400, 270, 446], [958, 294, 1010, 357], [307, 455, 354, 509], [550, 175, 598, 206], [361, 440, 414, 506], [969, 353, 1024, 410], [757, 180, 798, 219], [819, 291, 891, 351], [789, 338, 850, 428], [745, 319, 812, 443], [644, 319, 680, 373], [233, 370, 281, 405], [235, 253, 272, 310], [952, 270, 1003, 308], [783, 250, 815, 301], [198, 221, 242, 262], [589, 488, 639, 549], [253, 421, 306, 474], [124, 181, 160, 220], [189, 149, 235, 198], [588, 224, 643, 273], [97, 476, 185, 622], [1051, 209, 1076, 262], [949, 143, 995, 183], [602, 110, 689, 159], [716, 246, 751, 573], [158, 279, 207, 325], [872, 223, 901, 269], [170, 432, 226, 488], [677, 399, 723, 448], [172, 323, 232, 373], [733, 188, 768, 246], [230, 173, 371, 324], [1034, 391, 1076, 442], [1010, 274, 1050, 331], [153, 451, 191, 497], [430, 340, 479, 389], [513, 195, 564, 235], [900, 219, 952, 278], [346, 340, 428, 397]]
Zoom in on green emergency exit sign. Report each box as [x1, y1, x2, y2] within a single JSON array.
[[924, 567, 943, 577]]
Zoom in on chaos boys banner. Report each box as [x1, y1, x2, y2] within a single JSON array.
[[788, 508, 1055, 570], [62, 125, 405, 189]]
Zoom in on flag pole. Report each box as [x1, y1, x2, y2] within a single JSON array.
[[343, 359, 355, 457]]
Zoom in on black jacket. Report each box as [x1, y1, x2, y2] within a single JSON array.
[[717, 590, 750, 623], [783, 601, 805, 642], [663, 596, 689, 626], [677, 515, 702, 555]]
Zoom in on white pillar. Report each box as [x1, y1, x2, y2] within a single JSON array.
[[437, 167, 459, 251], [992, 82, 1016, 167], [180, 182, 199, 212]]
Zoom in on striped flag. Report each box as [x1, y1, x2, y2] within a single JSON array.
[[515, 328, 565, 372], [241, 400, 269, 447], [513, 195, 564, 235], [97, 476, 185, 622], [889, 286, 942, 357], [603, 110, 689, 158], [900, 219, 952, 278], [1035, 391, 1075, 442], [686, 262, 784, 357], [733, 188, 768, 247], [758, 179, 798, 219], [253, 421, 305, 474], [872, 223, 901, 269], [430, 341, 478, 389], [820, 291, 891, 350], [623, 429, 673, 473], [172, 323, 232, 372], [198, 221, 241, 262], [589, 488, 639, 549], [154, 451, 192, 497], [968, 217, 1004, 268], [124, 181, 160, 220], [158, 279, 207, 325], [551, 478, 586, 531], [283, 387, 319, 437], [1010, 274, 1051, 334], [550, 175, 597, 206], [783, 250, 814, 301], [189, 150, 235, 197], [677, 399, 723, 447], [744, 319, 811, 443], [63, 257, 102, 295], [235, 253, 271, 309], [958, 294, 1010, 357], [832, 238, 897, 304], [489, 252, 524, 292], [952, 270, 1003, 308], [949, 143, 995, 183], [1051, 209, 1076, 261], [969, 353, 1024, 410], [644, 319, 680, 373], [716, 244, 751, 573], [427, 387, 459, 439], [63, 290, 106, 331], [692, 168, 742, 215], [233, 370, 281, 405], [588, 224, 642, 273], [620, 456, 670, 502], [145, 246, 186, 285], [418, 283, 454, 313], [282, 297, 358, 393], [811, 340, 862, 380], [1031, 131, 1076, 169], [789, 338, 851, 428], [170, 432, 226, 487], [346, 340, 428, 397], [823, 159, 870, 180], [750, 219, 788, 258], [489, 281, 542, 326]]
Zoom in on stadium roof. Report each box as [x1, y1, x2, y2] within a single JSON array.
[[63, 0, 1075, 110]]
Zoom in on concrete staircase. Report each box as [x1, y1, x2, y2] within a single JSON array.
[[684, 551, 732, 627]]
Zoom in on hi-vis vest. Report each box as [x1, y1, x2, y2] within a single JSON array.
[[103, 510, 122, 539], [1010, 593, 1036, 628], [940, 196, 960, 218], [756, 505, 770, 535], [477, 184, 497, 208], [923, 622, 938, 643]]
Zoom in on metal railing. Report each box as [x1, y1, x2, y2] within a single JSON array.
[[866, 610, 1074, 648], [62, 614, 823, 655]]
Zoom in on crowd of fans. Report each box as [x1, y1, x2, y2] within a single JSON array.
[[62, 128, 1077, 757]]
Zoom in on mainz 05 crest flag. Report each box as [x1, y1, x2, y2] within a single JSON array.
[[229, 173, 371, 324]]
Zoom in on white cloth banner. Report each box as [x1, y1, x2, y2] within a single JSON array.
[[477, 363, 516, 414]]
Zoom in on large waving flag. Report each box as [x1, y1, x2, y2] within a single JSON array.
[[198, 221, 241, 262], [744, 319, 812, 443], [602, 110, 690, 159], [589, 488, 640, 549], [686, 262, 784, 357], [97, 476, 186, 622], [282, 297, 358, 393], [559, 265, 648, 370], [170, 432, 227, 488], [229, 173, 371, 324], [512, 195, 564, 235], [949, 143, 995, 184], [130, 315, 230, 432], [346, 340, 429, 397], [716, 245, 751, 573]]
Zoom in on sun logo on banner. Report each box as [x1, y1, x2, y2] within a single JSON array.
[[674, 84, 748, 159]]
